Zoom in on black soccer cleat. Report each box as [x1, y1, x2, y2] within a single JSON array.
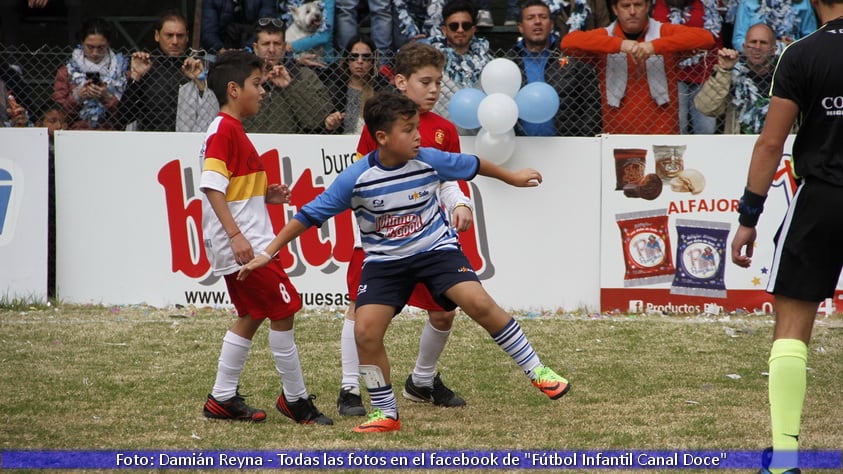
[[203, 392, 267, 422], [337, 387, 366, 416], [276, 391, 334, 425], [402, 372, 466, 407]]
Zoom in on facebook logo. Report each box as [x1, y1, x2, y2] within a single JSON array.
[[628, 300, 644, 313], [0, 168, 12, 235]]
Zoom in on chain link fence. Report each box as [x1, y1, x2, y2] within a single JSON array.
[[1, 44, 724, 135]]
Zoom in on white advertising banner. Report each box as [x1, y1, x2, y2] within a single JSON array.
[[0, 128, 49, 301], [55, 131, 601, 311], [597, 134, 829, 315]]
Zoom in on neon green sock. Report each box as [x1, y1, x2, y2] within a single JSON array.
[[768, 338, 807, 473]]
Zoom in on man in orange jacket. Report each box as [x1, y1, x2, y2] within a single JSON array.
[[561, 0, 715, 134]]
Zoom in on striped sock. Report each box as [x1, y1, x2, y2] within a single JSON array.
[[367, 385, 398, 420], [491, 318, 542, 379]]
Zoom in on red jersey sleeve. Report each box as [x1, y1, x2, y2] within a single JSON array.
[[204, 119, 235, 167], [442, 119, 461, 153], [356, 125, 377, 157]]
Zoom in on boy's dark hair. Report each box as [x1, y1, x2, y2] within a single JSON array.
[[208, 50, 263, 106], [155, 9, 189, 32], [38, 101, 65, 119], [395, 42, 445, 78], [442, 0, 478, 23], [77, 17, 113, 44], [519, 0, 551, 19], [363, 92, 419, 142], [607, 0, 651, 5]]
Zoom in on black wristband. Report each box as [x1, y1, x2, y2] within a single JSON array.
[[737, 188, 766, 227]]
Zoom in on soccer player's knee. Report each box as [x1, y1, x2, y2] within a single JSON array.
[[428, 310, 455, 329], [464, 293, 497, 319], [353, 320, 381, 348]]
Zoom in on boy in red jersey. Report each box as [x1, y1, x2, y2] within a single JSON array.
[[199, 50, 331, 425], [336, 43, 474, 416]]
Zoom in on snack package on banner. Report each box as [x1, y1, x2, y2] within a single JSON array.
[[653, 145, 685, 181], [616, 209, 675, 287], [614, 148, 647, 190], [670, 219, 731, 298]]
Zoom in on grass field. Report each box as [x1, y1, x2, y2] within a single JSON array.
[[0, 303, 841, 473]]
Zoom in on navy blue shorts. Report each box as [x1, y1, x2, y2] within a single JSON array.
[[768, 178, 843, 301], [355, 250, 480, 313]]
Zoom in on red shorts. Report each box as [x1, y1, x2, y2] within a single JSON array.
[[223, 257, 302, 321], [346, 247, 444, 311]]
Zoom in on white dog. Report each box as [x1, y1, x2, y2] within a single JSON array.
[[285, 1, 324, 44]]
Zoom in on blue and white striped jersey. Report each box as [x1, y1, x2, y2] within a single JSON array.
[[295, 147, 480, 262]]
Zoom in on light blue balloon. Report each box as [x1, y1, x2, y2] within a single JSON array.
[[515, 82, 560, 124], [448, 88, 486, 129]]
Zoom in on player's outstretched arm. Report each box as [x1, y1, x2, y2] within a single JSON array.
[[477, 159, 542, 187], [237, 219, 308, 280]]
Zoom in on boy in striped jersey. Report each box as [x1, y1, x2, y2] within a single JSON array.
[[338, 42, 472, 417], [199, 50, 332, 426], [239, 92, 571, 433]]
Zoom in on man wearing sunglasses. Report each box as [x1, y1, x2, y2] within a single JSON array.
[[242, 19, 340, 134], [430, 0, 491, 134], [201, 0, 277, 53]]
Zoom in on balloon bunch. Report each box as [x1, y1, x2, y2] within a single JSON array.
[[448, 58, 560, 164]]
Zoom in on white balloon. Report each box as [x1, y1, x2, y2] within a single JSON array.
[[480, 58, 522, 97], [477, 93, 519, 135], [475, 128, 516, 165]]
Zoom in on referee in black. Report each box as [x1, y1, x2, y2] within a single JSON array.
[[731, 1, 843, 472]]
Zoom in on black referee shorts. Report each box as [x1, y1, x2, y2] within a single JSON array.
[[768, 178, 843, 301]]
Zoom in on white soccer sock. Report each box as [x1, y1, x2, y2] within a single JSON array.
[[211, 331, 252, 401], [269, 328, 308, 401], [412, 320, 450, 388], [340, 318, 360, 391]]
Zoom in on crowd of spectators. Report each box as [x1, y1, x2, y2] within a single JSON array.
[[0, 0, 820, 136]]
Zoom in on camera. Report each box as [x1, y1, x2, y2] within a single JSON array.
[[85, 72, 102, 85]]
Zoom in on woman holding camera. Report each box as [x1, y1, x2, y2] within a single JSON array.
[[52, 18, 128, 130]]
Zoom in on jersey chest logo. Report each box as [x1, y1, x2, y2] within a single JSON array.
[[377, 214, 422, 239]]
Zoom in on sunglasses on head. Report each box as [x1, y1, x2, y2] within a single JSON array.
[[348, 52, 374, 61], [258, 17, 285, 28], [447, 21, 474, 32]]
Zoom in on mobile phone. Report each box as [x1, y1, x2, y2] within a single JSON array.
[[85, 72, 102, 85]]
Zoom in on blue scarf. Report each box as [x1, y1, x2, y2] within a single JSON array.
[[665, 0, 721, 67], [730, 60, 775, 134], [431, 36, 491, 88], [66, 46, 127, 128]]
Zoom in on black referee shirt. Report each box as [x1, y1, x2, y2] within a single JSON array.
[[771, 17, 843, 185]]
